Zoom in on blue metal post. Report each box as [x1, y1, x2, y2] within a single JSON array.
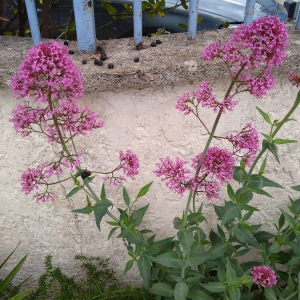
[[24, 0, 41, 45], [73, 0, 96, 53], [244, 0, 255, 25], [187, 0, 199, 39], [133, 0, 142, 46], [296, 4, 300, 29]]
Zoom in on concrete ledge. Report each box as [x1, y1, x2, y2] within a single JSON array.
[[0, 24, 299, 92]]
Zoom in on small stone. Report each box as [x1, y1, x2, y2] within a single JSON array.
[[97, 45, 102, 52], [64, 41, 68, 46], [82, 59, 87, 65], [156, 39, 162, 44], [68, 50, 74, 55], [151, 42, 157, 47], [97, 60, 103, 66], [100, 53, 107, 61], [94, 59, 99, 65], [108, 63, 114, 69], [147, 33, 152, 37], [100, 49, 106, 54], [134, 57, 139, 62]]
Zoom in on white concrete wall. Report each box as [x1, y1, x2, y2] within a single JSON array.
[[0, 72, 300, 287]]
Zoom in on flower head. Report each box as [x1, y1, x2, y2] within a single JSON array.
[[10, 41, 84, 102], [251, 266, 277, 287], [288, 70, 300, 87], [118, 150, 140, 179]]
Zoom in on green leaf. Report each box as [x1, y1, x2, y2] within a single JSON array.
[[248, 185, 273, 198], [94, 200, 112, 231], [187, 290, 214, 300], [273, 139, 297, 145], [261, 133, 273, 143], [108, 227, 118, 240], [201, 282, 225, 293], [124, 259, 134, 274], [143, 237, 175, 256], [233, 225, 261, 249], [100, 183, 106, 200], [270, 241, 281, 253], [259, 156, 267, 175], [138, 256, 151, 289], [250, 175, 284, 189], [222, 203, 241, 225], [0, 255, 28, 297], [227, 184, 235, 201], [130, 204, 149, 227], [263, 140, 280, 164], [256, 107, 272, 124], [123, 187, 130, 207], [209, 230, 222, 246], [66, 186, 81, 198], [174, 282, 188, 300], [0, 242, 20, 269], [281, 210, 295, 229], [149, 251, 180, 268], [136, 182, 153, 198], [117, 227, 144, 244], [264, 287, 277, 300], [150, 283, 174, 297], [180, 0, 188, 9], [178, 23, 187, 29], [208, 243, 228, 260], [177, 230, 193, 256], [72, 205, 94, 214], [226, 259, 237, 282], [8, 287, 35, 300], [253, 231, 275, 243], [292, 185, 300, 192], [186, 253, 210, 267], [228, 285, 241, 300]]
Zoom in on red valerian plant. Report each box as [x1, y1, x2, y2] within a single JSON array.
[[10, 40, 139, 202], [10, 16, 300, 300]]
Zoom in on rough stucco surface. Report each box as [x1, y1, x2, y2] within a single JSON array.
[[0, 26, 300, 288]]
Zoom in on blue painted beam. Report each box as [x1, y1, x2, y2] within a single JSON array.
[[24, 0, 41, 45], [244, 0, 256, 25], [187, 0, 199, 39], [73, 0, 96, 53], [296, 4, 300, 29], [133, 0, 143, 46]]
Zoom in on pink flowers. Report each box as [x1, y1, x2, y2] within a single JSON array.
[[251, 266, 277, 288], [176, 82, 238, 115], [153, 157, 191, 195], [104, 150, 140, 186], [154, 147, 235, 200], [202, 16, 288, 99], [10, 41, 84, 102], [227, 123, 259, 167], [288, 70, 300, 87]]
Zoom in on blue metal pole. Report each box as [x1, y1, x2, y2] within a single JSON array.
[[296, 4, 300, 29], [24, 0, 41, 45], [187, 0, 199, 39], [244, 0, 255, 25], [73, 0, 96, 53], [133, 0, 142, 46]]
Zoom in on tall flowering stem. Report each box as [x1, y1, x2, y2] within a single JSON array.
[[182, 65, 245, 226]]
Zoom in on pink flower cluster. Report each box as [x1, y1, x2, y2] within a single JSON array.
[[104, 150, 140, 186], [288, 70, 300, 87], [251, 266, 277, 288], [227, 123, 259, 167], [10, 41, 84, 102], [176, 82, 238, 115], [21, 153, 81, 202], [10, 100, 104, 142], [192, 147, 235, 184], [154, 147, 235, 200], [153, 157, 191, 195], [202, 16, 288, 98]]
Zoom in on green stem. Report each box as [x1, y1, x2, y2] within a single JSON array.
[[242, 91, 300, 189], [182, 65, 245, 226]]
